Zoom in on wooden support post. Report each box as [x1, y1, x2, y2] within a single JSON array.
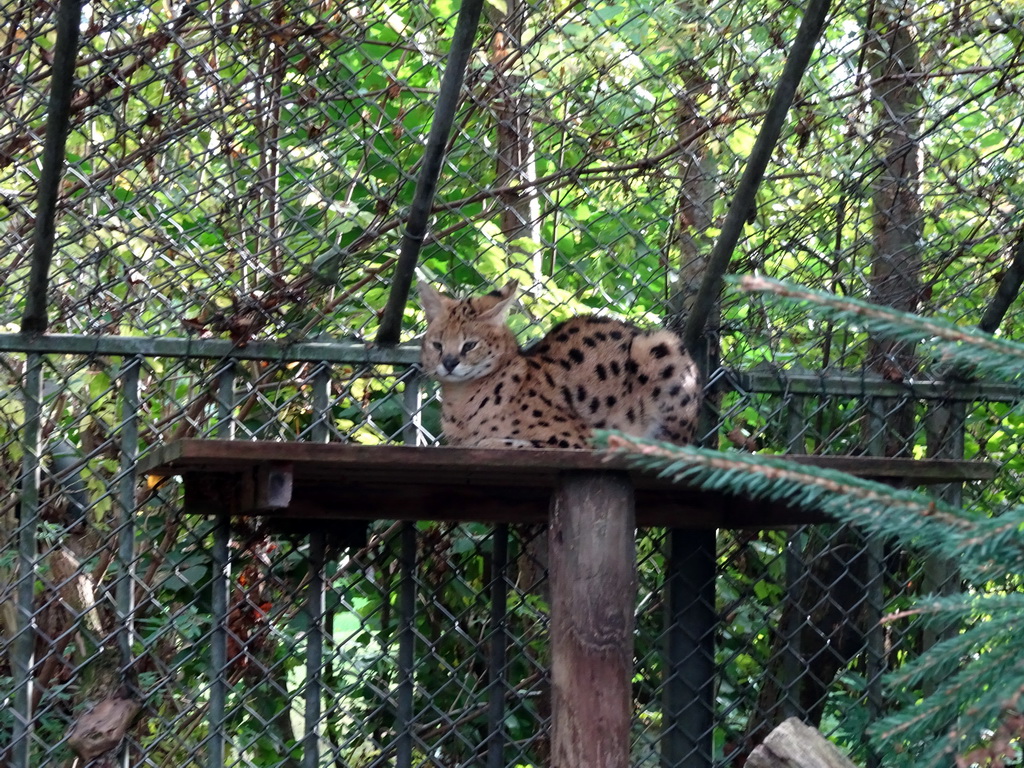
[[550, 471, 636, 768]]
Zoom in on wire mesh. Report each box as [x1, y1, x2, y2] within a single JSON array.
[[2, 0, 1024, 764]]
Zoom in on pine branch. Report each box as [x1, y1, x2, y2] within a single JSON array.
[[734, 275, 1024, 382], [884, 585, 1024, 625], [600, 430, 1024, 763], [600, 431, 1024, 583], [600, 427, 1024, 763], [873, 642, 1024, 763], [605, 275, 1024, 764], [954, 509, 1024, 582], [597, 432, 973, 546]]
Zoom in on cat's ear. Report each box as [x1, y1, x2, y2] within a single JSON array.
[[477, 280, 518, 322], [418, 281, 451, 324]]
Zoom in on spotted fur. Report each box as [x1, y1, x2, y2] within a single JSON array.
[[418, 280, 701, 449]]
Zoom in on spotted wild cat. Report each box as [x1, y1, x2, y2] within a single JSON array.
[[419, 280, 700, 449]]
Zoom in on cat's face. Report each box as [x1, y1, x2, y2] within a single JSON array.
[[419, 281, 519, 383]]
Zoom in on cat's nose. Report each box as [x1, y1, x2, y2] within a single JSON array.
[[441, 355, 459, 373]]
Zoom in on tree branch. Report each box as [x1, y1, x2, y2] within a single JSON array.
[[978, 231, 1024, 334]]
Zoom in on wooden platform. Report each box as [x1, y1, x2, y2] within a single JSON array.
[[139, 440, 997, 528], [139, 439, 997, 768]]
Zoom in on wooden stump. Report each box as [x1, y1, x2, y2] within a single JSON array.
[[67, 696, 141, 763], [746, 717, 861, 768], [549, 471, 636, 768]]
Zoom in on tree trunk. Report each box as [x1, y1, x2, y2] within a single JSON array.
[[744, 6, 924, 759], [669, 70, 717, 335], [867, 0, 923, 417], [489, 0, 540, 277]]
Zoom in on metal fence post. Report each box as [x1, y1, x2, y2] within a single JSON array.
[[116, 357, 141, 767], [396, 522, 417, 768], [303, 532, 326, 766], [401, 366, 424, 447], [207, 364, 235, 768], [10, 354, 44, 768], [863, 396, 888, 768], [486, 524, 510, 768], [303, 364, 331, 767], [782, 394, 807, 719], [661, 529, 716, 768]]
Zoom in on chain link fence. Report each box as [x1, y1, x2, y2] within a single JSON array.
[[2, 0, 1023, 764]]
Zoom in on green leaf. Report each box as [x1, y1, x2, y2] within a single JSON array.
[[89, 371, 111, 403]]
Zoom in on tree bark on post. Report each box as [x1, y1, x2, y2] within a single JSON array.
[[864, 4, 923, 749], [549, 471, 636, 768]]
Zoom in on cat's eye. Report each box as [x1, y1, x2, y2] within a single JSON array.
[[431, 341, 443, 351], [461, 341, 478, 354]]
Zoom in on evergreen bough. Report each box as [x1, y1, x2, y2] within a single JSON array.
[[597, 276, 1024, 766]]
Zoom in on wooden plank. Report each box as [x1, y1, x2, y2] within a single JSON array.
[[141, 440, 998, 528], [176, 467, 828, 527], [549, 471, 635, 768], [252, 463, 293, 510], [140, 440, 998, 482], [781, 453, 994, 482]]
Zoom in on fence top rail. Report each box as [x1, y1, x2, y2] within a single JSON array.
[[139, 440, 998, 529], [1, 334, 1022, 401], [0, 332, 422, 365], [729, 369, 1024, 402]]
